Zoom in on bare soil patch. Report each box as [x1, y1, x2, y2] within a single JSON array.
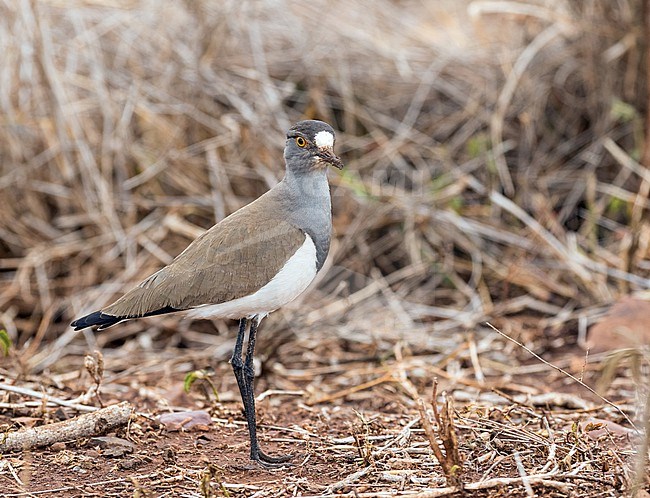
[[0, 326, 642, 497]]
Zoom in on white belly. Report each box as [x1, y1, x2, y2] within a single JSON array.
[[187, 234, 318, 320]]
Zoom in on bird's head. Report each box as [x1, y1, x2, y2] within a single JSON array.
[[285, 120, 343, 173]]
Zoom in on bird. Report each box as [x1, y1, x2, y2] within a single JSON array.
[[71, 120, 343, 466]]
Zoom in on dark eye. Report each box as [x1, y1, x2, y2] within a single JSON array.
[[296, 137, 307, 148]]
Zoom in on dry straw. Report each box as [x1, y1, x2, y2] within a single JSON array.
[[0, 0, 649, 495], [0, 0, 647, 361]]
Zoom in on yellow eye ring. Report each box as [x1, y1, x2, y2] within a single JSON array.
[[296, 136, 307, 148]]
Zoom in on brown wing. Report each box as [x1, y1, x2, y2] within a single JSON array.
[[101, 200, 306, 318]]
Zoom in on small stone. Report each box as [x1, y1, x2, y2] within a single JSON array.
[[89, 436, 135, 457], [159, 410, 212, 431], [118, 458, 141, 470], [50, 442, 66, 451]]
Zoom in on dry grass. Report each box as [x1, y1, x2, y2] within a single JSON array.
[[1, 0, 650, 495]]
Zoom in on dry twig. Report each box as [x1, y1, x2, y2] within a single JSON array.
[[0, 382, 98, 413], [401, 376, 463, 489]]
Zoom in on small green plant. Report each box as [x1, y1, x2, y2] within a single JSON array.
[[448, 196, 463, 213], [0, 329, 11, 356], [184, 369, 220, 402], [610, 98, 637, 123]]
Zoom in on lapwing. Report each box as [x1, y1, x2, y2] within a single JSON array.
[[72, 120, 343, 466]]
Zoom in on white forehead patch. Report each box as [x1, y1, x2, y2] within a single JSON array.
[[314, 130, 334, 148]]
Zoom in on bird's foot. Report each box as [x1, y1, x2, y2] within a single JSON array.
[[251, 448, 294, 468]]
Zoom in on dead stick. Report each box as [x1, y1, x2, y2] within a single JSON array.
[[0, 401, 133, 452], [439, 394, 462, 481], [415, 396, 450, 474], [0, 382, 98, 412], [324, 465, 373, 494], [412, 474, 572, 497], [643, 0, 650, 170]]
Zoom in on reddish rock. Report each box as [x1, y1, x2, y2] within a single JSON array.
[[587, 297, 650, 352]]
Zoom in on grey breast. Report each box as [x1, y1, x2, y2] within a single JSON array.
[[276, 170, 333, 271]]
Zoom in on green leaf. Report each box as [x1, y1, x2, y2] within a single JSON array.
[[606, 196, 628, 216], [0, 329, 11, 356], [183, 369, 220, 402], [183, 370, 201, 393], [611, 98, 637, 123], [449, 196, 463, 213]]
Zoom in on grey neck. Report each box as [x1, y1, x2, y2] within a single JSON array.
[[278, 169, 332, 271]]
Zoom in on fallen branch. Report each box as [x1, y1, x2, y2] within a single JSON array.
[[0, 401, 133, 452]]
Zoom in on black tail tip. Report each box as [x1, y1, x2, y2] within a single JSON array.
[[71, 311, 121, 331]]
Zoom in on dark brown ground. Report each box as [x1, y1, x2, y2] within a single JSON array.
[[0, 322, 644, 498]]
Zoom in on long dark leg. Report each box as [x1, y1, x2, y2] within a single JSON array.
[[230, 318, 250, 417], [230, 317, 292, 466], [242, 316, 292, 465]]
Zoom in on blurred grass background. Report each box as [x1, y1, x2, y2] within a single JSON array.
[[0, 0, 649, 371]]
